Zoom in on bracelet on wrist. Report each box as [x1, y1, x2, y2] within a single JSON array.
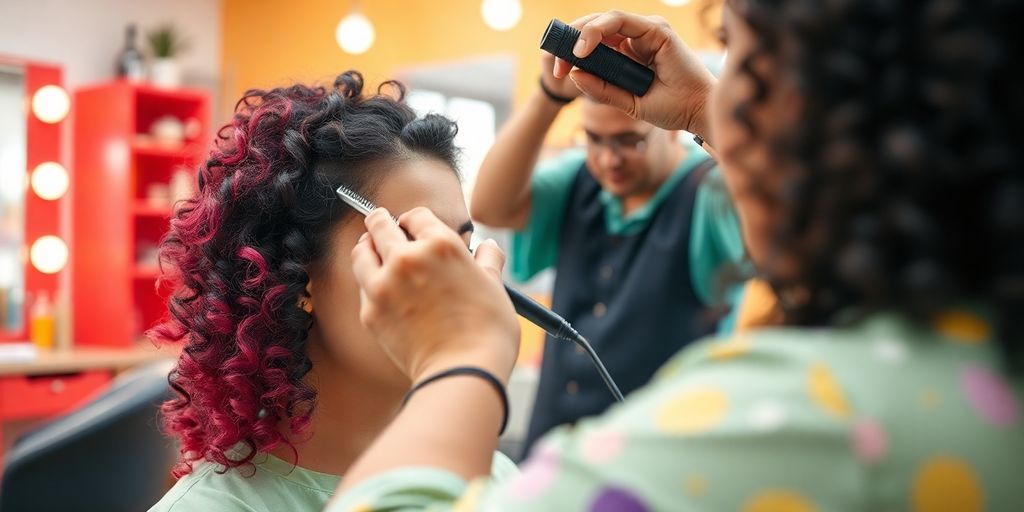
[[401, 366, 510, 435], [538, 76, 575, 105]]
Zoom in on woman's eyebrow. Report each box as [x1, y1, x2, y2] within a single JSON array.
[[457, 220, 475, 235]]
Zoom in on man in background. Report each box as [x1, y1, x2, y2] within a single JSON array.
[[471, 54, 746, 456]]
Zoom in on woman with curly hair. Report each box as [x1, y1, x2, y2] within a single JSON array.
[[322, 1, 1023, 510], [147, 71, 516, 512]]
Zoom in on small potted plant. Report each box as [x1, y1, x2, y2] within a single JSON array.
[[146, 24, 188, 88]]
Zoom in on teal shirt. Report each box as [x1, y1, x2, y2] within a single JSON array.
[[331, 309, 1024, 510], [510, 143, 746, 314]]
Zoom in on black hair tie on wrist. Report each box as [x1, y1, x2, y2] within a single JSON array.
[[401, 366, 510, 436], [539, 76, 575, 105]]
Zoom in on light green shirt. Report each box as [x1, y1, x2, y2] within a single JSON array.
[[331, 308, 1024, 510], [510, 143, 746, 315], [149, 450, 518, 512]]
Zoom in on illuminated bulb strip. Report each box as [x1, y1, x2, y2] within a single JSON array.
[[31, 85, 70, 124]]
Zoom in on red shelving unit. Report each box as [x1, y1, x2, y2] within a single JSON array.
[[73, 81, 210, 346], [132, 201, 172, 218]]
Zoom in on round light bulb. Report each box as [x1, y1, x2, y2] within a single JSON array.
[[31, 161, 69, 200], [661, 0, 693, 5], [30, 236, 68, 274], [31, 85, 70, 124], [336, 11, 375, 55], [481, 0, 522, 31]]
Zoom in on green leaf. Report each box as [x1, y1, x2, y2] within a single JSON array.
[[146, 24, 190, 58]]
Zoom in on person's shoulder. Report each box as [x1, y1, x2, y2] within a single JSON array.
[[629, 317, 888, 426], [573, 312, 1023, 509], [655, 316, 915, 380], [645, 328, 823, 404], [647, 311, 1012, 427], [148, 462, 261, 512], [515, 325, 871, 510]]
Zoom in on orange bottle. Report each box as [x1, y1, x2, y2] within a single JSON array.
[[31, 291, 55, 350]]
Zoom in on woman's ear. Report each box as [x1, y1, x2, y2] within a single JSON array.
[[299, 281, 315, 314]]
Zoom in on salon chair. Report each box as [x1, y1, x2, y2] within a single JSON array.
[[0, 360, 177, 512]]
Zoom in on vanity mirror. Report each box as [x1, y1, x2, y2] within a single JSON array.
[[0, 56, 67, 342]]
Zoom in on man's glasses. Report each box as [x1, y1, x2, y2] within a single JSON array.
[[577, 128, 653, 156]]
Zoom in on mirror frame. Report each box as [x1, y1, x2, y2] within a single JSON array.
[[0, 55, 64, 341]]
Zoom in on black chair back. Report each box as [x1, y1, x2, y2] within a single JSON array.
[[0, 361, 177, 512]]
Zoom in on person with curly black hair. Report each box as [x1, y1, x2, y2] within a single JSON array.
[[147, 71, 517, 512], [323, 2, 1023, 511]]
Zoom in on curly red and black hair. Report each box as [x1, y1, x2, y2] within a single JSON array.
[[149, 71, 460, 476], [724, 0, 1022, 370]]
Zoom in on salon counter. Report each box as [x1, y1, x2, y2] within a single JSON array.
[[0, 342, 179, 463], [0, 342, 177, 377]]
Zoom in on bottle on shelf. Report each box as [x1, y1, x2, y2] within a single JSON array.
[[30, 291, 55, 350], [116, 24, 145, 82]]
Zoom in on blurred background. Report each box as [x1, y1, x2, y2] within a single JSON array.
[[0, 1, 723, 507]]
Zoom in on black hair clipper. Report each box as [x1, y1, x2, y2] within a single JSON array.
[[540, 18, 655, 97]]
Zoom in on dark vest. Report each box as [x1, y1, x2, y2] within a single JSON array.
[[523, 158, 717, 454]]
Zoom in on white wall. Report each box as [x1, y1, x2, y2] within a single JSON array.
[[0, 0, 221, 94]]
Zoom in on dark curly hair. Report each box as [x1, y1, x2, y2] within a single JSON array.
[[727, 0, 1022, 370], [149, 71, 460, 476]]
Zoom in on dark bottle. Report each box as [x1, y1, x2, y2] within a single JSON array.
[[116, 24, 145, 81]]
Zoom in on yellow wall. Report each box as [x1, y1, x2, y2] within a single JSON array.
[[221, 0, 721, 142]]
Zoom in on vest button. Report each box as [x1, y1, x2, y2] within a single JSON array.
[[566, 380, 579, 395], [593, 302, 607, 318], [599, 265, 614, 280]]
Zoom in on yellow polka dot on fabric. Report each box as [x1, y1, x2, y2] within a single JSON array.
[[656, 387, 729, 434], [742, 490, 818, 512], [684, 475, 709, 497], [912, 457, 984, 512], [919, 389, 942, 410], [709, 336, 753, 360], [453, 479, 488, 512], [656, 356, 687, 379], [807, 363, 851, 419], [933, 310, 990, 344]]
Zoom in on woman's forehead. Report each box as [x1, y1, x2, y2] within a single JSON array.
[[374, 157, 469, 227]]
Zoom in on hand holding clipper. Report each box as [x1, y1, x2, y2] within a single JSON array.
[[540, 18, 654, 97], [543, 13, 718, 140]]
